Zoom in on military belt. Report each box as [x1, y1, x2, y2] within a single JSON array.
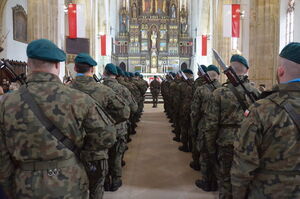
[[19, 156, 78, 171], [256, 169, 300, 176]]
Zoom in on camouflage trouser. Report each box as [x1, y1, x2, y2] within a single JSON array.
[[191, 135, 200, 167], [218, 145, 234, 199], [108, 136, 127, 180], [174, 111, 181, 139], [180, 119, 190, 148], [200, 139, 218, 190], [86, 159, 108, 199], [152, 94, 158, 106]]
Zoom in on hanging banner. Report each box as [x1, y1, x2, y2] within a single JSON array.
[[232, 4, 241, 38], [101, 35, 107, 56], [223, 4, 241, 38], [68, 4, 86, 39], [202, 35, 208, 56]]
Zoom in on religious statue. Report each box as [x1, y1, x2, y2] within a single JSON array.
[[151, 31, 157, 49], [180, 7, 188, 34], [170, 4, 176, 18], [132, 3, 137, 18], [120, 9, 128, 33], [155, 0, 167, 14], [143, 0, 153, 13]]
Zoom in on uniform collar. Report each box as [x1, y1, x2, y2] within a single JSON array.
[[27, 72, 61, 83], [284, 78, 300, 84]]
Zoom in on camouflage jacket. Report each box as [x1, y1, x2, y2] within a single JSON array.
[[132, 79, 146, 96], [124, 79, 142, 102], [190, 80, 221, 136], [150, 79, 161, 94], [203, 76, 260, 152], [103, 78, 138, 115], [169, 79, 181, 113], [71, 76, 130, 124], [0, 72, 116, 198], [231, 82, 300, 199], [177, 79, 194, 119], [193, 76, 206, 93]]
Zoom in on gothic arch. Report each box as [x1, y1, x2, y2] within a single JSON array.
[[120, 62, 127, 71], [180, 62, 187, 70]]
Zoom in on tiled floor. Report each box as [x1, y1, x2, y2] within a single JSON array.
[[104, 104, 217, 199]]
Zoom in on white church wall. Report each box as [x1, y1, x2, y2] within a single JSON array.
[[0, 0, 27, 61], [294, 0, 300, 42], [279, 0, 288, 51], [241, 0, 250, 59]]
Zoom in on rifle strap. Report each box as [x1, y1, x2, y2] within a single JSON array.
[[283, 102, 300, 131], [228, 84, 249, 112], [20, 87, 81, 159]]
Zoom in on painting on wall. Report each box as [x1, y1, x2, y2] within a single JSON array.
[[12, 5, 27, 43]]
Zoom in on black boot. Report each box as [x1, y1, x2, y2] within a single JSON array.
[[110, 178, 122, 192], [178, 146, 189, 152], [189, 161, 200, 171], [195, 179, 211, 192], [104, 177, 111, 192], [173, 137, 180, 142]]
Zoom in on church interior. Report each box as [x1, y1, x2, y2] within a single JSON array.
[[0, 0, 300, 199], [1, 0, 299, 88]]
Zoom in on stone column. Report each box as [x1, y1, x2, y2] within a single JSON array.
[[27, 0, 60, 44], [248, 0, 280, 88]]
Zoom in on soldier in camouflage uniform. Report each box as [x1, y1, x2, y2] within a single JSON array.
[[193, 65, 221, 191], [193, 65, 207, 92], [190, 65, 208, 171], [70, 55, 130, 199], [0, 39, 116, 199], [204, 55, 260, 199], [103, 64, 138, 192], [232, 43, 300, 199], [176, 69, 194, 152], [132, 72, 146, 119], [150, 76, 161, 108], [169, 73, 182, 142]]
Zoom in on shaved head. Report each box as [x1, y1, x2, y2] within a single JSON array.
[[277, 57, 300, 83], [231, 61, 248, 76]]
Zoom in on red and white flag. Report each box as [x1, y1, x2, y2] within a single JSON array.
[[100, 35, 107, 56], [223, 4, 240, 38], [68, 4, 86, 39]]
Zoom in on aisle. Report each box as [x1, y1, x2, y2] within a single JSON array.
[[104, 104, 217, 199]]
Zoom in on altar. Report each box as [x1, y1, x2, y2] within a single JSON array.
[[113, 0, 193, 73]]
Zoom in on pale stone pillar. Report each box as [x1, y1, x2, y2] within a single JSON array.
[[27, 0, 60, 43], [248, 0, 280, 88]]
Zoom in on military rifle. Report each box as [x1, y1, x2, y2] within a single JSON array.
[[0, 59, 26, 85], [197, 64, 216, 89], [212, 49, 257, 104]]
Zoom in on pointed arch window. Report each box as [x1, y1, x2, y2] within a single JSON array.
[[286, 0, 295, 44]]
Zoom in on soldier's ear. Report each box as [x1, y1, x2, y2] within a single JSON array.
[[277, 66, 285, 78]]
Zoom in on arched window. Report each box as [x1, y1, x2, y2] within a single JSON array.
[[286, 0, 295, 44]]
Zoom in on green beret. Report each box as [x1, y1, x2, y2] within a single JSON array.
[[27, 39, 66, 62], [207, 65, 220, 75], [280, 42, 300, 64], [230, 54, 249, 69], [154, 75, 157, 78], [129, 72, 134, 77], [105, 63, 118, 76], [140, 74, 144, 78], [183, 69, 193, 75], [116, 66, 125, 76], [201, 65, 207, 72], [75, 53, 97, 66], [135, 72, 140, 76]]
